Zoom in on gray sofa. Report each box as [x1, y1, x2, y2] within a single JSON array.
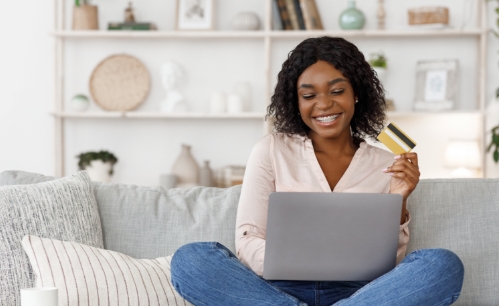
[[1, 171, 498, 305]]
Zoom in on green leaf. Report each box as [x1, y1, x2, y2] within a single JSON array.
[[496, 8, 499, 14], [496, 87, 499, 99], [493, 30, 499, 39], [494, 150, 499, 163]]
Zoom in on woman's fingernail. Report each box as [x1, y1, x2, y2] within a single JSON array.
[[382, 168, 388, 172], [389, 172, 394, 176], [394, 155, 401, 160]]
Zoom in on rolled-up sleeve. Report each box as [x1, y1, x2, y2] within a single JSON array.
[[235, 135, 275, 276], [396, 209, 411, 265]]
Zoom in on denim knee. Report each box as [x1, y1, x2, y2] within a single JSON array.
[[171, 242, 213, 272], [429, 249, 464, 277]]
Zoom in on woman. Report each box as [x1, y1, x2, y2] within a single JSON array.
[[171, 37, 464, 306]]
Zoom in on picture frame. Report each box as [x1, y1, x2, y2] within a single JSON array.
[[413, 59, 459, 111], [175, 0, 215, 30]]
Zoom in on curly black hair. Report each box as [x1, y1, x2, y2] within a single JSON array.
[[266, 36, 386, 143]]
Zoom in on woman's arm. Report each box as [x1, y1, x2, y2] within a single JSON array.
[[383, 152, 420, 224], [235, 135, 275, 276]]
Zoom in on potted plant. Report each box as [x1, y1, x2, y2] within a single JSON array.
[[73, 0, 99, 30], [369, 51, 387, 83], [77, 150, 118, 182]]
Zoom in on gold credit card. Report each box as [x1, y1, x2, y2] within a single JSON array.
[[377, 122, 417, 155]]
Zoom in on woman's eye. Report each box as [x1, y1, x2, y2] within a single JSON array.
[[331, 89, 344, 95], [303, 95, 315, 100]]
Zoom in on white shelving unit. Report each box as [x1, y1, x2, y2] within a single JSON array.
[[52, 0, 488, 178]]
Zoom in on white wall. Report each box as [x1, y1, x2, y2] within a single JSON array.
[[1, 0, 498, 184], [0, 1, 54, 176]]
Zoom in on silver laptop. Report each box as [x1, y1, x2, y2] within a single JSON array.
[[263, 192, 403, 281]]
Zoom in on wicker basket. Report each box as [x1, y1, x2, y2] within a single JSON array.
[[72, 5, 99, 30], [408, 7, 449, 25], [89, 54, 151, 112]]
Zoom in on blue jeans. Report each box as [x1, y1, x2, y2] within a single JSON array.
[[170, 242, 464, 306]]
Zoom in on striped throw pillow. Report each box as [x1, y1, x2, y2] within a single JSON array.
[[22, 235, 191, 306]]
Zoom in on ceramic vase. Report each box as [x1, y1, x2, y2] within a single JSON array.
[[84, 160, 112, 183], [171, 144, 199, 188], [339, 1, 365, 30], [199, 161, 215, 187], [210, 92, 227, 113], [71, 94, 90, 112], [231, 12, 261, 31], [227, 94, 244, 113], [373, 67, 387, 83]]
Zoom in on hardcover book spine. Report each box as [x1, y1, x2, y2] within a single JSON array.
[[292, 0, 306, 30], [284, 0, 300, 30], [299, 0, 312, 30], [272, 0, 284, 30], [276, 0, 293, 30], [305, 0, 324, 30]]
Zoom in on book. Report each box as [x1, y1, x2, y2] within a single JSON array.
[[284, 0, 300, 30], [292, 0, 306, 30], [108, 22, 157, 31], [300, 0, 324, 30], [272, 0, 283, 30], [276, 0, 293, 30]]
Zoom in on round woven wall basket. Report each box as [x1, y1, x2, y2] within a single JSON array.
[[89, 54, 151, 111]]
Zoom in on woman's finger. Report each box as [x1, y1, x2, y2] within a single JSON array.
[[395, 152, 418, 168]]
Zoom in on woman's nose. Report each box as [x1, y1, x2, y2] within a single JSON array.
[[315, 94, 334, 110]]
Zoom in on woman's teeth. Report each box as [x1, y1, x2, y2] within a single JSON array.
[[315, 115, 339, 123]]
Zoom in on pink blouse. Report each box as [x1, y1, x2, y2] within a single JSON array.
[[235, 133, 410, 276]]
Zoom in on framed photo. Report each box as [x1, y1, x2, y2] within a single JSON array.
[[413, 59, 459, 111], [175, 0, 214, 30]]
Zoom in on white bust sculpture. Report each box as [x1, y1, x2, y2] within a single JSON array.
[[159, 61, 188, 113]]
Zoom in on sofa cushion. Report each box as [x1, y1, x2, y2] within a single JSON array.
[[407, 179, 499, 306], [0, 171, 103, 306], [0, 171, 242, 259], [22, 235, 191, 306]]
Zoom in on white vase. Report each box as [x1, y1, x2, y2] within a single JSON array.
[[372, 67, 387, 83], [71, 94, 90, 112], [210, 92, 227, 113], [84, 160, 112, 182], [171, 144, 199, 188], [227, 94, 244, 113], [231, 12, 261, 31], [199, 160, 214, 187]]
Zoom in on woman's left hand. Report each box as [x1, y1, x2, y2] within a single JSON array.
[[384, 152, 420, 201]]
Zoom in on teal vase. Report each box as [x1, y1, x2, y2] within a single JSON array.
[[339, 1, 365, 30]]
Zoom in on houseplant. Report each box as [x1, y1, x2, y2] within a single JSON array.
[[369, 51, 387, 83], [77, 150, 118, 182]]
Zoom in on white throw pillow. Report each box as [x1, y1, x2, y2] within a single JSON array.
[[22, 235, 191, 306]]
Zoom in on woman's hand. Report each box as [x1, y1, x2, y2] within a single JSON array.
[[383, 152, 420, 202]]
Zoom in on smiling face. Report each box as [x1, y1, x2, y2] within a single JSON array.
[[297, 60, 357, 141]]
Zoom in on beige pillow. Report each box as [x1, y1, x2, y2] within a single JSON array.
[[22, 235, 191, 306]]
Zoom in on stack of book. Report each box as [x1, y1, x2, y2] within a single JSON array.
[[273, 0, 323, 30], [108, 22, 157, 31]]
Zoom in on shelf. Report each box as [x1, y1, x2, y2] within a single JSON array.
[[51, 29, 484, 39], [387, 110, 482, 118], [52, 111, 481, 120], [51, 30, 267, 39], [51, 111, 266, 119], [269, 29, 484, 38]]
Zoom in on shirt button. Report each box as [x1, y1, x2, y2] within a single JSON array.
[[243, 231, 247, 236]]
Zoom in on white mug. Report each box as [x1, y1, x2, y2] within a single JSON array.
[[21, 287, 58, 306]]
